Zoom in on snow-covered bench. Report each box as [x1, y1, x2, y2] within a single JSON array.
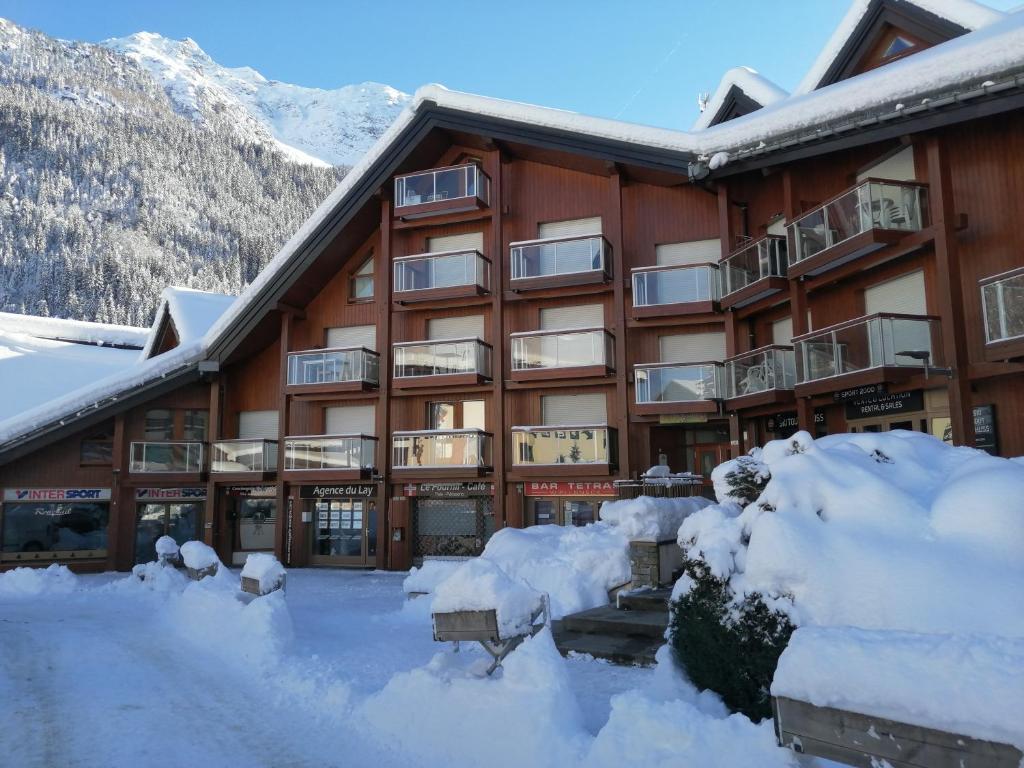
[[180, 540, 220, 581], [240, 553, 286, 596], [771, 627, 1024, 768]]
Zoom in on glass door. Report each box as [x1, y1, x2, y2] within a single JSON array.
[[134, 502, 204, 564], [310, 498, 370, 565], [234, 498, 277, 564]]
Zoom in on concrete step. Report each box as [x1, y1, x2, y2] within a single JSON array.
[[617, 587, 674, 612], [559, 605, 668, 640], [551, 625, 660, 666]]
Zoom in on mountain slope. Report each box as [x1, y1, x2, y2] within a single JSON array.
[[0, 19, 406, 326]]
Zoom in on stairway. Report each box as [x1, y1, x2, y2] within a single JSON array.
[[551, 587, 673, 666]]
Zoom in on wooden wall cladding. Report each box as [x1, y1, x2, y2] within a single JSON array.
[[620, 182, 719, 271], [123, 383, 210, 441], [0, 423, 112, 487], [222, 337, 281, 437]]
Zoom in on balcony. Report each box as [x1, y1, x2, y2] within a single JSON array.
[[129, 441, 205, 475], [511, 425, 618, 476], [720, 236, 788, 310], [788, 179, 927, 279], [510, 328, 614, 381], [724, 346, 797, 409], [509, 235, 611, 291], [392, 430, 493, 476], [980, 267, 1024, 361], [393, 163, 490, 220], [634, 362, 723, 415], [392, 338, 492, 388], [211, 439, 278, 475], [283, 434, 377, 479], [793, 313, 942, 396], [286, 347, 380, 394], [631, 263, 720, 318], [393, 250, 491, 302]]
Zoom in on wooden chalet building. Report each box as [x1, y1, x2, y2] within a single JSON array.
[[1, 0, 1022, 573]]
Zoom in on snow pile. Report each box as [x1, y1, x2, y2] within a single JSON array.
[[432, 558, 544, 639], [362, 629, 587, 768], [0, 311, 148, 348], [139, 286, 236, 359], [693, 66, 788, 130], [241, 552, 286, 594], [773, 626, 1024, 748], [0, 563, 77, 596], [125, 560, 189, 593], [474, 524, 631, 617], [155, 535, 179, 560], [677, 431, 1024, 637], [599, 495, 711, 541], [179, 540, 220, 571], [403, 559, 462, 596]]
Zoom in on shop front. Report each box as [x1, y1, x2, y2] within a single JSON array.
[[133, 487, 206, 564], [301, 483, 378, 567], [1, 487, 111, 564], [402, 481, 494, 561], [523, 480, 617, 527], [225, 485, 277, 565]]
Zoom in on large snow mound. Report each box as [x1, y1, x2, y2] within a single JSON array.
[[403, 559, 463, 596], [773, 626, 1024, 749], [0, 563, 77, 596], [599, 495, 710, 540], [678, 431, 1024, 637], [431, 558, 544, 639]]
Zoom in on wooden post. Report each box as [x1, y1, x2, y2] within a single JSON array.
[[204, 375, 221, 548], [489, 149, 507, 529], [274, 312, 291, 563], [608, 170, 631, 478], [109, 413, 127, 571], [376, 197, 397, 568], [719, 183, 743, 457]]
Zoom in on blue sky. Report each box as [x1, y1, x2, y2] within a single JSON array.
[[1, 0, 1018, 129]]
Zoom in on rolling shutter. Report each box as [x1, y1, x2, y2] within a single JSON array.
[[857, 146, 916, 183], [427, 315, 485, 340], [772, 317, 794, 346], [238, 410, 279, 440], [864, 270, 927, 315], [325, 405, 376, 435], [426, 232, 484, 253], [659, 332, 726, 363], [538, 217, 602, 239], [655, 239, 721, 266], [541, 393, 607, 426], [327, 324, 376, 351], [539, 303, 604, 330]]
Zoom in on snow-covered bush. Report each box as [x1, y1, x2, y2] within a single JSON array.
[[711, 451, 770, 507]]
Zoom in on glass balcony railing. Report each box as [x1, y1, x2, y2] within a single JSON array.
[[284, 435, 377, 471], [393, 338, 492, 380], [286, 347, 380, 387], [721, 236, 788, 297], [632, 264, 720, 307], [393, 250, 490, 295], [789, 180, 926, 266], [724, 346, 796, 399], [634, 363, 723, 404], [394, 164, 490, 210], [511, 425, 617, 467], [211, 439, 278, 473], [981, 267, 1024, 344], [511, 328, 613, 371], [130, 441, 205, 473], [392, 430, 492, 469], [794, 314, 942, 383], [510, 235, 611, 283]]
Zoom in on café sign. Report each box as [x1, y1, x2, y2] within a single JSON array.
[[403, 482, 494, 498], [524, 481, 617, 497], [300, 484, 376, 499], [136, 487, 207, 500], [4, 488, 111, 502]]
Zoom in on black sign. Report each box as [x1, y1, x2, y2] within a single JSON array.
[[300, 484, 376, 499], [766, 409, 825, 432], [833, 383, 887, 402], [403, 482, 494, 498], [845, 389, 924, 420], [973, 405, 998, 454], [227, 485, 276, 498]]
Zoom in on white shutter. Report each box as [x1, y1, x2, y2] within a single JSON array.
[[659, 332, 726, 363], [858, 146, 916, 183], [238, 410, 279, 440], [427, 314, 485, 340], [655, 239, 721, 266], [427, 232, 484, 253], [864, 270, 927, 315], [541, 393, 606, 426], [772, 317, 794, 346], [325, 405, 376, 435], [327, 325, 376, 351], [538, 217, 602, 239], [539, 303, 604, 330]]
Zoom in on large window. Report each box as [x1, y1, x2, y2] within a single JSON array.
[[350, 254, 374, 301], [183, 410, 209, 441], [144, 409, 173, 440], [80, 423, 114, 466], [2, 502, 109, 556]]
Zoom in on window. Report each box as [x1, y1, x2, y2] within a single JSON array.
[[882, 35, 915, 60], [80, 422, 114, 466], [463, 400, 486, 430], [183, 410, 209, 441], [429, 402, 456, 430], [144, 409, 173, 441], [428, 400, 484, 430], [2, 502, 109, 556], [350, 254, 374, 301]]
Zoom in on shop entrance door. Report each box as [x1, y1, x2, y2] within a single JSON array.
[[135, 502, 203, 564], [232, 497, 277, 565], [310, 498, 377, 566]]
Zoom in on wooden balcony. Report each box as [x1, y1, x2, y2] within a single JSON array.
[[509, 328, 614, 382], [633, 362, 723, 415], [392, 338, 492, 389], [281, 434, 377, 482], [509, 235, 612, 291], [285, 347, 380, 395], [720, 236, 789, 311], [391, 430, 492, 478], [393, 163, 490, 220], [393, 250, 491, 303], [510, 425, 617, 477], [723, 345, 796, 410], [630, 263, 720, 318]]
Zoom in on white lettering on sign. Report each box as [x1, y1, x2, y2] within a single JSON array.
[[4, 488, 111, 502], [135, 488, 207, 500]]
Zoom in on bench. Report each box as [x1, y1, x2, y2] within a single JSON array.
[[432, 599, 549, 676]]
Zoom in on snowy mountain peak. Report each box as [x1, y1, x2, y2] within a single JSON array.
[[101, 31, 409, 167]]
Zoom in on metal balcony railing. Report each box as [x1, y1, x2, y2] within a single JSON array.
[[130, 441, 205, 473], [980, 267, 1024, 344], [393, 338, 492, 379], [634, 363, 723, 404], [286, 347, 380, 387], [211, 439, 278, 473], [721, 236, 788, 297], [393, 163, 490, 210], [393, 250, 490, 294], [510, 235, 611, 283], [283, 435, 377, 471], [392, 429, 492, 469], [724, 346, 796, 399], [632, 263, 720, 307], [510, 328, 613, 371], [511, 425, 617, 467]]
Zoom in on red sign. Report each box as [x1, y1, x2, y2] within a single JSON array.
[[524, 481, 616, 497]]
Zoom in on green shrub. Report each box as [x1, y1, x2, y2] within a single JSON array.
[[669, 557, 795, 721], [720, 455, 770, 507]]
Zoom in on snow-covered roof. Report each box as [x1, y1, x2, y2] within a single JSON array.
[[692, 67, 788, 130], [794, 0, 1006, 96], [0, 311, 148, 349], [140, 286, 236, 359]]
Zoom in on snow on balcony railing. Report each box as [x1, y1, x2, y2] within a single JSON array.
[[724, 346, 796, 398], [634, 362, 723, 404], [510, 328, 613, 371]]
